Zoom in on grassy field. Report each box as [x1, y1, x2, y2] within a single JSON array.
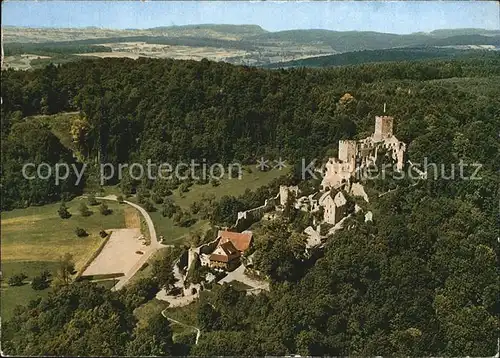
[[162, 301, 200, 335], [1, 198, 129, 320], [0, 260, 60, 320], [134, 299, 170, 329], [125, 166, 288, 245], [173, 166, 287, 210], [149, 216, 210, 245], [0, 283, 52, 321], [31, 112, 80, 151], [1, 198, 127, 269]]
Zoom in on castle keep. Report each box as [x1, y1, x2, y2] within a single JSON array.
[[321, 115, 406, 190]]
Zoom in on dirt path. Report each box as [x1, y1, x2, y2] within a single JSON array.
[[161, 309, 201, 345]]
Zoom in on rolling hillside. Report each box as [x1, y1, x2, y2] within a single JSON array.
[[3, 25, 499, 69], [264, 47, 500, 68]]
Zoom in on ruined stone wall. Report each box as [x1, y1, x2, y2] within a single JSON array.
[[234, 193, 279, 231]]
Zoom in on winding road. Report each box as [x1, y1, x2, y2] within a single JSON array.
[[93, 195, 201, 342]]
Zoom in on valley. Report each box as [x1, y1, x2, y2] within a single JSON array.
[[3, 25, 499, 69]]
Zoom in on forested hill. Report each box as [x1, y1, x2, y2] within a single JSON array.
[[2, 56, 499, 356], [2, 56, 500, 211], [265, 48, 500, 68]]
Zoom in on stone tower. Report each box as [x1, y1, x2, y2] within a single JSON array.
[[374, 116, 394, 141], [279, 185, 299, 206], [338, 140, 357, 170]]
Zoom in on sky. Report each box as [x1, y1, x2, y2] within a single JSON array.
[[2, 1, 499, 34]]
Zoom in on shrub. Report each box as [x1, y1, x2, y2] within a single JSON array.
[[190, 201, 201, 214], [137, 187, 150, 204], [179, 182, 190, 193], [58, 202, 71, 219], [117, 195, 124, 203], [151, 192, 164, 204], [75, 227, 89, 237], [161, 199, 178, 218], [87, 194, 99, 206], [31, 275, 49, 290], [79, 202, 92, 217], [195, 177, 208, 185], [40, 270, 51, 281], [173, 211, 197, 227], [210, 178, 220, 187], [99, 202, 112, 216], [320, 222, 334, 236], [8, 273, 27, 286], [143, 200, 156, 212]]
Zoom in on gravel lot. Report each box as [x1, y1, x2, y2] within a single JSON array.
[[83, 228, 146, 276]]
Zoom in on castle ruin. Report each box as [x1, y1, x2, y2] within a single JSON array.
[[321, 115, 406, 191]]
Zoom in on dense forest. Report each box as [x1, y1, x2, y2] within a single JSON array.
[[2, 55, 500, 210], [1, 55, 499, 355]]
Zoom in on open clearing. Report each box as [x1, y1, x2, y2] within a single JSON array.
[[174, 166, 288, 209], [1, 199, 126, 269], [1, 199, 128, 320], [77, 43, 248, 62], [127, 166, 289, 245], [82, 228, 146, 277], [2, 54, 51, 70], [76, 51, 142, 59]]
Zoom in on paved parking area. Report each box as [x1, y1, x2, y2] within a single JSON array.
[[83, 228, 146, 276]]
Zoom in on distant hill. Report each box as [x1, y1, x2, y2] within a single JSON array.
[[248, 29, 500, 53], [424, 34, 500, 47], [427, 28, 500, 38], [148, 24, 267, 38], [248, 29, 423, 46], [265, 47, 500, 69]]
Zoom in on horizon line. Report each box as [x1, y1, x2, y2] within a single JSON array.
[[2, 24, 499, 36]]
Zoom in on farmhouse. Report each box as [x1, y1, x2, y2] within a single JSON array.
[[209, 240, 241, 270], [218, 230, 253, 252], [209, 230, 253, 270]]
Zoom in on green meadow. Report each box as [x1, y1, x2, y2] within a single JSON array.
[[1, 198, 127, 319]]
